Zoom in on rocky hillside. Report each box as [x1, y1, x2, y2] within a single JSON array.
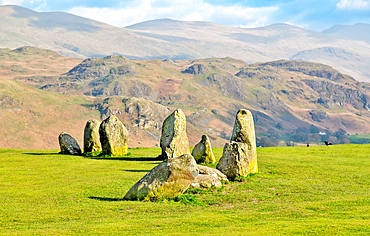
[[2, 47, 369, 149]]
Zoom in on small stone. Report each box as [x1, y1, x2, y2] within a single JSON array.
[[192, 134, 216, 164], [190, 165, 228, 189], [58, 132, 82, 155]]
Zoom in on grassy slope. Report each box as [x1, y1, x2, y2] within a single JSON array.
[[0, 78, 100, 149], [1, 145, 369, 235]]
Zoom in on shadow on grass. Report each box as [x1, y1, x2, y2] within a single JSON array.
[[24, 152, 62, 156], [87, 156, 162, 162], [122, 169, 150, 173], [89, 196, 125, 202]]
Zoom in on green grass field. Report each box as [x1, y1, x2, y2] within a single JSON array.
[[1, 145, 370, 235]]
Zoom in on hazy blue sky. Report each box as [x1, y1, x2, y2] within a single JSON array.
[[1, 0, 370, 31]]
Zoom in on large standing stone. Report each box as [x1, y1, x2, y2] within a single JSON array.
[[83, 119, 102, 154], [99, 115, 129, 156], [159, 109, 190, 159], [192, 134, 216, 164], [216, 109, 258, 179], [231, 109, 258, 173], [58, 132, 82, 155], [124, 154, 198, 201]]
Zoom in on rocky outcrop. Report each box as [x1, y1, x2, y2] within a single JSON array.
[[124, 154, 198, 201], [303, 80, 369, 109], [122, 97, 171, 130], [182, 64, 209, 74], [99, 115, 129, 156], [83, 119, 102, 155], [217, 109, 258, 179], [191, 135, 216, 164], [159, 109, 190, 159], [58, 132, 82, 155]]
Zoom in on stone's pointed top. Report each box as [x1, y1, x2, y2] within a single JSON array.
[[231, 109, 255, 145]]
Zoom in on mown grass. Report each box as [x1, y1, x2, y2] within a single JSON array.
[[1, 145, 370, 235]]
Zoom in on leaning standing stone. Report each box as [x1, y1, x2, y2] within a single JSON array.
[[83, 119, 102, 155], [123, 154, 198, 201], [159, 109, 190, 159], [99, 115, 129, 156], [58, 132, 82, 155], [192, 134, 216, 164]]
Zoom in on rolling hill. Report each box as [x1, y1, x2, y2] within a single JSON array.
[[1, 47, 370, 149]]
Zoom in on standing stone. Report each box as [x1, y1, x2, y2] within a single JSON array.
[[99, 115, 129, 156], [83, 119, 102, 155], [124, 154, 198, 201], [216, 109, 258, 179], [58, 132, 82, 155], [159, 109, 190, 159], [192, 135, 216, 164]]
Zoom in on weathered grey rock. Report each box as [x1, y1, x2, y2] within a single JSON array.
[[216, 142, 250, 179], [230, 109, 258, 173], [159, 109, 190, 159], [190, 165, 228, 189], [58, 132, 82, 155], [197, 165, 228, 182], [192, 134, 216, 164], [83, 119, 102, 154], [124, 154, 198, 201], [99, 115, 129, 156]]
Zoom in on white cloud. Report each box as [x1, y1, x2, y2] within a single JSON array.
[[0, 0, 26, 5], [336, 0, 370, 10], [68, 0, 278, 28]]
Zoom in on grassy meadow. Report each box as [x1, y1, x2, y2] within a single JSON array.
[[1, 145, 370, 235]]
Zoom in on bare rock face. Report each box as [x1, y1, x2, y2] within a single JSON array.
[[83, 119, 102, 155], [58, 132, 82, 155], [123, 154, 198, 201], [217, 109, 258, 179], [159, 109, 190, 160], [190, 165, 228, 189], [191, 135, 216, 164], [99, 115, 129, 156]]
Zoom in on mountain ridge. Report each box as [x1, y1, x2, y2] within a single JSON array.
[[1, 5, 370, 81]]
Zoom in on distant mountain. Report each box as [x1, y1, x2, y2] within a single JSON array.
[[0, 5, 370, 82], [322, 23, 370, 42]]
